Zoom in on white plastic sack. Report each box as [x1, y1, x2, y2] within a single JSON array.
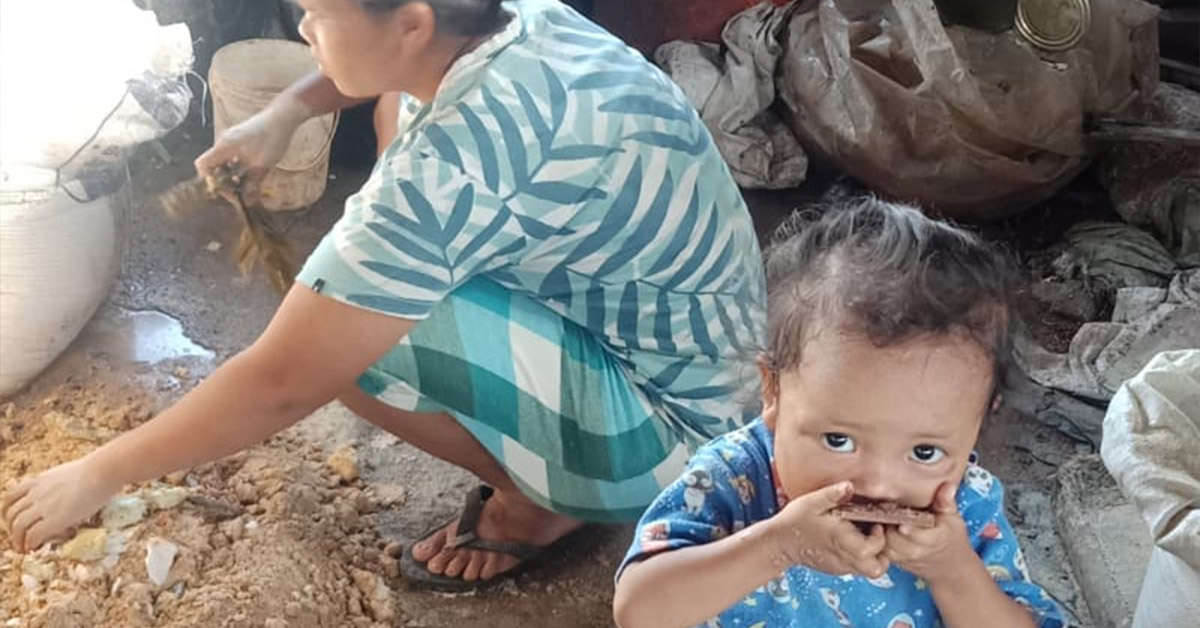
[[1101, 350, 1200, 628], [774, 0, 1160, 219], [1101, 350, 1200, 566], [0, 0, 193, 175]]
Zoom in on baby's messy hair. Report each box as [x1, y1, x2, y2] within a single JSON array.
[[763, 197, 1018, 393]]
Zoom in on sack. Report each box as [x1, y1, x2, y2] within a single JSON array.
[[775, 0, 1160, 219]]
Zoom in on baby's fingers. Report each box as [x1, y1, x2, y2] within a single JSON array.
[[883, 526, 921, 563]]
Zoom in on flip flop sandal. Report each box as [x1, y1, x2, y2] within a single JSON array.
[[400, 485, 555, 592]]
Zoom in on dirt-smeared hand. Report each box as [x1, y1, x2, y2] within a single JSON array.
[[2, 458, 120, 552], [194, 106, 300, 206], [883, 482, 974, 585], [765, 481, 890, 578]]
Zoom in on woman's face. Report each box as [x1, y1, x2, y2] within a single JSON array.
[[295, 0, 436, 98]]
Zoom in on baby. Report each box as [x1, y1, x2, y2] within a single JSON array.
[[613, 199, 1064, 628]]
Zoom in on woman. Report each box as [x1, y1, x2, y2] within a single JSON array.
[[2, 0, 765, 589]]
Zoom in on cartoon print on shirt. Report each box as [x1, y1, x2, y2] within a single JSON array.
[[867, 571, 895, 589], [1014, 547, 1030, 580], [964, 464, 994, 496], [639, 520, 670, 554], [683, 468, 716, 515], [820, 588, 853, 627], [886, 612, 916, 628], [729, 474, 756, 505], [766, 576, 791, 603]]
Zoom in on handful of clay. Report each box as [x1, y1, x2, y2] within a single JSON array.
[[833, 498, 936, 529], [160, 161, 296, 295]]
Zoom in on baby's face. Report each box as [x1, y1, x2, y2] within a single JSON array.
[[763, 331, 993, 510]]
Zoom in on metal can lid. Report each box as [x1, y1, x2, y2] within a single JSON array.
[[1015, 0, 1091, 51]]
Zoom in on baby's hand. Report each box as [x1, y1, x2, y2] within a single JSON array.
[[883, 482, 975, 585], [765, 481, 889, 579]]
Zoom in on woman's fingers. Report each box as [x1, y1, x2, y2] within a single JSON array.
[[1, 480, 32, 520], [10, 506, 44, 552]]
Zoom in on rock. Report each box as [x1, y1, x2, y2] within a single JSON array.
[[264, 620, 287, 628], [21, 557, 55, 582], [164, 471, 189, 486], [60, 528, 108, 562], [144, 537, 178, 586], [20, 573, 39, 593], [143, 486, 189, 510], [233, 482, 259, 504], [102, 529, 132, 569], [347, 594, 364, 617], [351, 568, 397, 621], [44, 411, 100, 441], [186, 494, 241, 522], [219, 517, 246, 542], [326, 445, 360, 483], [102, 495, 148, 530], [369, 483, 406, 508], [380, 554, 400, 580]]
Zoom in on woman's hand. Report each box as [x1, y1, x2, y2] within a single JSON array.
[[766, 481, 890, 578], [2, 457, 121, 552], [194, 101, 308, 205], [883, 482, 974, 585]]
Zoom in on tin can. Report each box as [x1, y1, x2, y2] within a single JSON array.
[[1015, 0, 1091, 52]]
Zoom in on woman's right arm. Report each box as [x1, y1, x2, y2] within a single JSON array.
[[194, 71, 372, 202]]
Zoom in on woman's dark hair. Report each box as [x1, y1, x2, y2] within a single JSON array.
[[358, 0, 507, 36], [763, 197, 1018, 395]]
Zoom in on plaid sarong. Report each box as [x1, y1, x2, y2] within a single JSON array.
[[358, 277, 694, 522]]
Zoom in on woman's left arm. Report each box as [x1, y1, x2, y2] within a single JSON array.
[[2, 285, 413, 551]]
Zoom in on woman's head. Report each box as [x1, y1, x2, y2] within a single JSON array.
[[295, 0, 506, 98], [760, 198, 1017, 510]]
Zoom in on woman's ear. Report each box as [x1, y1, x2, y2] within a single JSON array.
[[759, 357, 780, 430]]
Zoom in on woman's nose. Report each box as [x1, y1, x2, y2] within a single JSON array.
[[298, 13, 315, 45]]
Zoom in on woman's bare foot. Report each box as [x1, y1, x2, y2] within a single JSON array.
[[410, 488, 583, 582]]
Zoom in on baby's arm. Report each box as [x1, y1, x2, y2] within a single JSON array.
[[614, 476, 888, 628], [887, 475, 1064, 628], [928, 562, 1038, 628], [614, 520, 787, 628]]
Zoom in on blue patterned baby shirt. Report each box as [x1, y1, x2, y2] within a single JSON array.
[[619, 419, 1066, 628]]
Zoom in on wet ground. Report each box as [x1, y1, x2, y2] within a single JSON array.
[[1, 123, 1090, 626]]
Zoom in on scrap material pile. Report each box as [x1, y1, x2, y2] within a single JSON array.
[[1, 381, 404, 628]]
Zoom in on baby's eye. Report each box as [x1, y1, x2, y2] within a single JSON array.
[[822, 433, 855, 453], [911, 444, 946, 464]]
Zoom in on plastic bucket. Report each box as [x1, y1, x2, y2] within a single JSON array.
[[209, 39, 337, 211], [0, 165, 129, 398]]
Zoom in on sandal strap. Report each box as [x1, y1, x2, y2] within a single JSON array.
[[444, 485, 544, 562], [447, 485, 493, 549]]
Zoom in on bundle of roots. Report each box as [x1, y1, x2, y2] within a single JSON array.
[[160, 163, 295, 295]]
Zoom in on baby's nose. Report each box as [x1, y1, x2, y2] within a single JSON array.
[[854, 463, 904, 503]]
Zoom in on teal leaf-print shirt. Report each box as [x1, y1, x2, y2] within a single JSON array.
[[299, 0, 767, 443]]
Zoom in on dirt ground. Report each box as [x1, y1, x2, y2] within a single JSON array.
[[1, 123, 1097, 627]]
